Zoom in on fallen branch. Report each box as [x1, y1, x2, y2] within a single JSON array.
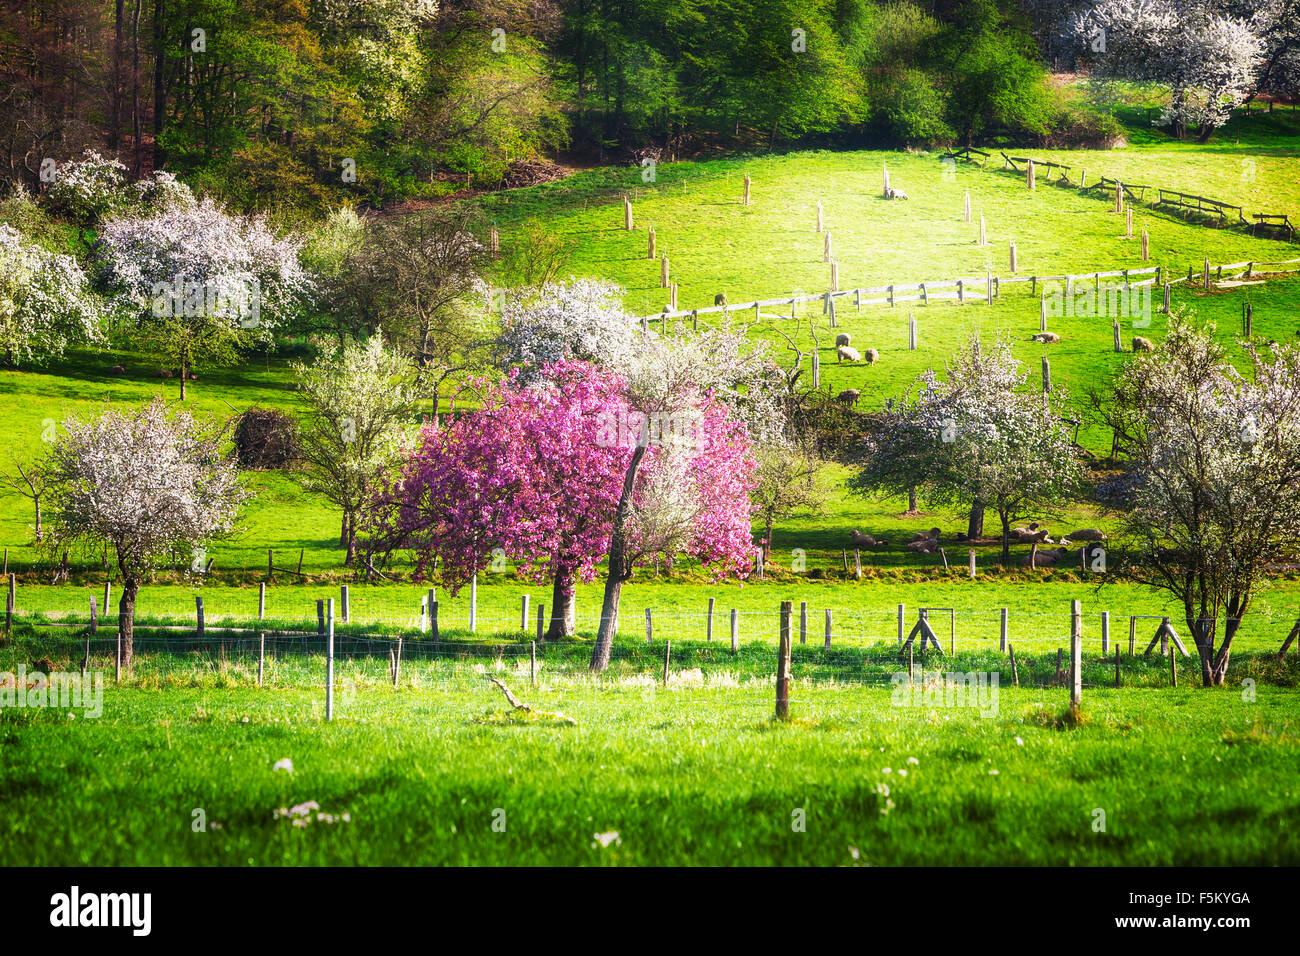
[[486, 676, 577, 725]]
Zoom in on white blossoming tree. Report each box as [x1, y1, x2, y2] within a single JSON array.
[[43, 400, 246, 665], [293, 333, 428, 565], [96, 197, 313, 398], [1106, 317, 1300, 686], [1067, 1, 1264, 141], [495, 278, 641, 383], [853, 336, 1084, 564], [0, 225, 105, 366]]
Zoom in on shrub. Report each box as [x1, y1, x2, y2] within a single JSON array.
[[233, 407, 298, 470]]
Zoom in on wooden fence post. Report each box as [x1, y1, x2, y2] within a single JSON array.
[[816, 200, 823, 233], [1070, 600, 1082, 716], [1113, 319, 1122, 353], [258, 582, 266, 620], [1042, 357, 1051, 393], [824, 609, 832, 648], [663, 641, 671, 686], [647, 225, 656, 259], [978, 213, 986, 246], [624, 196, 633, 230], [393, 637, 402, 687], [660, 254, 669, 288], [1026, 160, 1036, 191], [897, 604, 905, 644], [316, 599, 325, 636], [530, 641, 537, 688], [258, 632, 265, 688], [340, 584, 349, 623], [799, 601, 808, 644], [776, 602, 792, 720], [1141, 227, 1149, 260], [707, 597, 715, 641], [1114, 645, 1121, 688], [908, 314, 917, 350], [1009, 642, 1019, 686], [730, 608, 739, 653], [969, 549, 977, 578], [743, 173, 751, 206], [431, 600, 439, 643], [195, 596, 204, 638], [325, 598, 335, 721], [964, 189, 971, 223], [469, 574, 478, 633], [824, 232, 832, 263], [1128, 615, 1136, 655], [1101, 610, 1110, 654], [1009, 240, 1017, 273], [645, 607, 653, 644], [1000, 607, 1008, 652], [521, 594, 530, 632], [1040, 296, 1047, 332], [89, 596, 97, 634], [536, 603, 544, 643]]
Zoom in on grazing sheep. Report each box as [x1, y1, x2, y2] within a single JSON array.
[[1066, 528, 1107, 542], [837, 345, 862, 363], [1031, 332, 1060, 344], [909, 527, 941, 543], [714, 293, 727, 307], [157, 368, 173, 378], [863, 347, 880, 365], [837, 388, 861, 407], [885, 186, 910, 200], [108, 364, 126, 375], [835, 332, 852, 348], [1021, 547, 1066, 567], [1132, 336, 1154, 352]]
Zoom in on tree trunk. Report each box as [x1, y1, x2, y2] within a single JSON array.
[[545, 571, 577, 641], [32, 498, 42, 541], [118, 577, 139, 667], [340, 512, 349, 546], [967, 501, 984, 539], [763, 515, 775, 565], [999, 512, 1011, 566], [344, 511, 357, 565], [908, 487, 917, 513], [590, 444, 647, 672], [179, 371, 186, 401], [1196, 123, 1216, 144], [152, 0, 167, 169]]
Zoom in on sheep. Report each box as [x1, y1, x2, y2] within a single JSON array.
[[837, 345, 863, 363], [1133, 336, 1154, 352], [714, 293, 727, 307], [108, 364, 126, 375], [1021, 547, 1066, 567], [1031, 332, 1060, 344], [885, 186, 910, 200], [837, 388, 861, 407], [906, 538, 939, 554], [849, 530, 885, 548], [909, 527, 941, 543], [835, 332, 852, 348], [157, 368, 173, 378], [863, 347, 880, 365], [1065, 528, 1107, 542]]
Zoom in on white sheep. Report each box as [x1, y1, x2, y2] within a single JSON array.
[[835, 332, 852, 347], [837, 345, 862, 363], [863, 347, 879, 365]]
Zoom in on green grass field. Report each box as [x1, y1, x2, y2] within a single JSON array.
[[3, 642, 1297, 865]]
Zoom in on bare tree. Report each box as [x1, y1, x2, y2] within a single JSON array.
[[2, 453, 53, 542]]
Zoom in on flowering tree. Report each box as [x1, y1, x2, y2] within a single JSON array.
[[1105, 317, 1300, 686], [294, 333, 427, 565], [44, 151, 196, 246], [0, 225, 105, 366], [365, 361, 628, 639], [852, 336, 1083, 564], [1067, 1, 1263, 141], [42, 400, 246, 664], [495, 278, 641, 384], [96, 196, 312, 398], [587, 323, 765, 672]]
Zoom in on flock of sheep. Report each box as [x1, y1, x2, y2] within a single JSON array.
[[847, 524, 1107, 567]]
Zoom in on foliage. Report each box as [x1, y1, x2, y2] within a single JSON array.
[[1105, 316, 1300, 685], [496, 279, 640, 383], [292, 333, 428, 564], [0, 225, 105, 366], [95, 196, 313, 394], [42, 398, 246, 662], [852, 335, 1084, 561]]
